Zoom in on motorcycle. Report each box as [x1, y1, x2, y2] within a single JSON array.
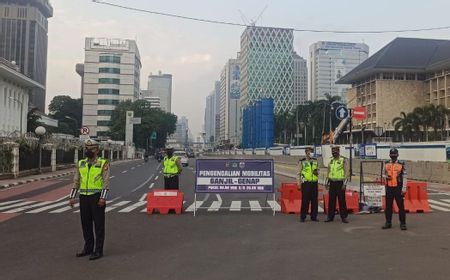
[[144, 155, 149, 163]]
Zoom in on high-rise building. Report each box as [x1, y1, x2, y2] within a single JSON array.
[[0, 0, 53, 112], [78, 37, 141, 138], [147, 71, 172, 112], [293, 52, 308, 105], [173, 116, 189, 147], [140, 90, 161, 109], [309, 41, 369, 101], [240, 26, 294, 113], [213, 81, 220, 144], [204, 92, 215, 144], [219, 57, 240, 146]]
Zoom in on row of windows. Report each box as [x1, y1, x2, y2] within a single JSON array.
[[98, 110, 113, 116], [99, 78, 120, 84], [99, 67, 120, 74], [97, 131, 110, 137], [97, 121, 111, 126], [98, 99, 119, 105], [98, 89, 120, 95], [99, 55, 120, 63]]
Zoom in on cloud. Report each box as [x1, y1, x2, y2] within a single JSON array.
[[177, 53, 212, 65]]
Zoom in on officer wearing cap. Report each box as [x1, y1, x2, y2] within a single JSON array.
[[383, 148, 407, 230], [298, 146, 319, 222], [325, 145, 350, 223], [68, 139, 110, 260], [163, 146, 182, 189]]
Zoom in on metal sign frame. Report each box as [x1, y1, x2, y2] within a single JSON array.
[[359, 160, 384, 213]]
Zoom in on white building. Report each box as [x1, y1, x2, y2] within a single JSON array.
[[204, 92, 215, 144], [309, 41, 369, 101], [293, 52, 308, 105], [219, 57, 241, 146], [0, 58, 44, 135], [147, 71, 172, 112], [140, 90, 161, 109], [78, 37, 141, 137], [173, 116, 189, 147]]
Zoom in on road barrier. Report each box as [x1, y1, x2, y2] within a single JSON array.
[[382, 181, 431, 213], [277, 183, 301, 214], [323, 191, 359, 214], [146, 189, 184, 215]]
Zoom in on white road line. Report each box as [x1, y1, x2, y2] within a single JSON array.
[[149, 182, 154, 189], [428, 199, 450, 209], [110, 176, 115, 179], [131, 167, 135, 170], [105, 201, 130, 212], [0, 199, 23, 207], [0, 200, 36, 211], [26, 201, 68, 213], [185, 201, 204, 212], [441, 199, 450, 203], [159, 171, 162, 174], [139, 193, 147, 201], [318, 206, 325, 213], [50, 203, 79, 213], [229, 201, 241, 211], [208, 201, 222, 212], [122, 170, 128, 174], [4, 200, 55, 213], [429, 204, 450, 212], [130, 174, 154, 193], [249, 200, 262, 211], [119, 201, 147, 213], [154, 176, 159, 180], [140, 207, 148, 212], [267, 200, 281, 211]]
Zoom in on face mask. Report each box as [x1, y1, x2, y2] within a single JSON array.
[[167, 151, 173, 156], [390, 155, 398, 161], [332, 152, 339, 157], [85, 150, 95, 158]]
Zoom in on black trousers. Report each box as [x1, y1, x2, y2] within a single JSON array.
[[301, 181, 318, 220], [327, 180, 348, 220], [79, 193, 105, 254], [385, 186, 406, 225], [164, 175, 179, 190]]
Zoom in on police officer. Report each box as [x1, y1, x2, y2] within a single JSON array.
[[325, 145, 349, 223], [163, 146, 182, 189], [69, 139, 110, 260], [298, 147, 319, 222], [383, 148, 407, 230]]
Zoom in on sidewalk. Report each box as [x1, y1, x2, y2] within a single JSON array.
[[0, 159, 140, 189]]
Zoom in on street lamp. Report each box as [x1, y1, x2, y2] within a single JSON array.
[[35, 126, 46, 174], [9, 96, 23, 135]]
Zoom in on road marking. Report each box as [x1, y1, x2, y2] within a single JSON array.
[[318, 206, 325, 213], [119, 201, 147, 213], [131, 167, 135, 170], [4, 200, 55, 213], [429, 204, 450, 212], [229, 201, 241, 211], [159, 171, 162, 174], [149, 183, 154, 189], [26, 201, 69, 213], [0, 201, 36, 211], [106, 201, 130, 212], [267, 200, 281, 211], [122, 170, 128, 174], [249, 200, 262, 211], [0, 199, 23, 207], [50, 203, 79, 213], [139, 193, 147, 201], [110, 176, 115, 179], [155, 176, 159, 180], [130, 174, 154, 193], [428, 199, 450, 211], [208, 199, 222, 212], [185, 201, 204, 212], [441, 199, 450, 203]]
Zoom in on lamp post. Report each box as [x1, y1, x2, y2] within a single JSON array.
[[9, 96, 23, 135], [35, 126, 46, 174]]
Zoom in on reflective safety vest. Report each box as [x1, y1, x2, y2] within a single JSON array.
[[385, 160, 404, 187], [328, 156, 345, 181], [300, 158, 318, 182], [163, 156, 179, 175], [79, 158, 107, 195]]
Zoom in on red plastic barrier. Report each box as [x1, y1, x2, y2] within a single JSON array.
[[147, 189, 184, 215], [382, 181, 430, 213], [323, 191, 359, 214], [277, 182, 301, 214]]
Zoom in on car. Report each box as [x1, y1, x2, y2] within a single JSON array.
[[174, 150, 189, 166]]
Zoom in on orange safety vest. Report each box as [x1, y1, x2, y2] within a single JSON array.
[[385, 161, 404, 187]]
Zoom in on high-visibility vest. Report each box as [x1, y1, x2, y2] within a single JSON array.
[[385, 161, 404, 187], [79, 158, 107, 195], [300, 158, 318, 182], [163, 156, 179, 175], [328, 156, 345, 181]]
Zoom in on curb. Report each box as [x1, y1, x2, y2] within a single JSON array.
[[0, 171, 76, 190]]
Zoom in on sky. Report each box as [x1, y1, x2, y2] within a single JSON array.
[[46, 0, 450, 137]]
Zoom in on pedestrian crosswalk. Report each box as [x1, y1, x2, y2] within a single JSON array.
[[2, 197, 450, 215]]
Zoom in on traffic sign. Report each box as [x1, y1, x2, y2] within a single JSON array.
[[335, 106, 349, 120], [352, 106, 367, 120], [80, 126, 90, 135], [150, 131, 157, 140]]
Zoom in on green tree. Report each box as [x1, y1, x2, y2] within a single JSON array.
[[48, 95, 82, 136], [27, 108, 43, 133]]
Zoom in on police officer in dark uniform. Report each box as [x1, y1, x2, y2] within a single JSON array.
[[298, 147, 320, 222], [69, 139, 110, 260]]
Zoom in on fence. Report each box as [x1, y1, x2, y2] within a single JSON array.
[[19, 147, 51, 172], [0, 145, 13, 177]]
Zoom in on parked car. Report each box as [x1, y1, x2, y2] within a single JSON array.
[[174, 150, 189, 166]]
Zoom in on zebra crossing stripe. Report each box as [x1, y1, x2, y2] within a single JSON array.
[[267, 201, 281, 211], [50, 203, 79, 213], [185, 201, 204, 212], [207, 200, 222, 212], [4, 200, 55, 213], [230, 201, 241, 211], [0, 199, 24, 207], [118, 201, 147, 213], [0, 201, 36, 211], [249, 200, 262, 211], [428, 199, 450, 211], [26, 201, 69, 213], [429, 204, 450, 212], [440, 199, 450, 204], [105, 201, 130, 212]]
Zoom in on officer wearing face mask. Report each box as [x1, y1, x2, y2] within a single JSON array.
[[69, 139, 110, 260], [163, 146, 182, 189], [382, 148, 407, 230]]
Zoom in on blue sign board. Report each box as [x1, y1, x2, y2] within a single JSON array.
[[335, 106, 349, 120], [195, 159, 274, 193]]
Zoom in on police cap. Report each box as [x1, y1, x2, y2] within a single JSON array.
[[389, 148, 399, 155], [305, 146, 314, 152], [331, 145, 340, 151], [84, 139, 99, 148]]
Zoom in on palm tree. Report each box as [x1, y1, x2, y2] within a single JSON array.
[[393, 112, 415, 142]]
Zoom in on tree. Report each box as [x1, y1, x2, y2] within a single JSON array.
[[27, 108, 42, 133], [48, 95, 82, 136]]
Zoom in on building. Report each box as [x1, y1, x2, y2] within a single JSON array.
[[309, 41, 369, 101], [78, 37, 141, 137], [337, 37, 450, 142], [0, 0, 53, 113], [147, 71, 172, 112], [204, 92, 215, 144], [0, 58, 44, 135], [173, 116, 189, 147], [293, 52, 308, 105], [219, 57, 241, 146], [140, 90, 161, 109], [213, 81, 220, 145], [239, 26, 294, 113]]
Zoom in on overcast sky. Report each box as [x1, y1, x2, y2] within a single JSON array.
[[46, 0, 450, 136]]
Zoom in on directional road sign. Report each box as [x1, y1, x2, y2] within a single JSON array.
[[335, 106, 349, 120], [150, 131, 157, 140]]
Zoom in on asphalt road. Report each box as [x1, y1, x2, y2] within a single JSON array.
[[1, 157, 450, 280]]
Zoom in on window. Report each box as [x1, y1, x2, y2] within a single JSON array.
[[99, 67, 120, 74], [97, 120, 111, 126], [406, 73, 416, 80], [98, 89, 119, 95], [98, 110, 113, 116], [394, 73, 404, 80], [98, 99, 119, 105], [382, 73, 393, 80], [99, 78, 120, 84], [99, 55, 120, 63], [97, 131, 110, 137]]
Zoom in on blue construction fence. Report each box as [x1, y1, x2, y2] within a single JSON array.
[[242, 98, 274, 149]]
